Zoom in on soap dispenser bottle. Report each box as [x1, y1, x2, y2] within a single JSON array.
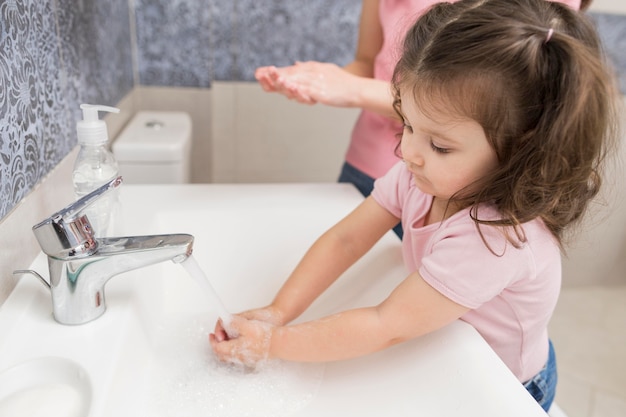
[[72, 103, 120, 237]]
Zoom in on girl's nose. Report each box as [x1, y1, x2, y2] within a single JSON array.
[[404, 147, 425, 167], [401, 136, 425, 166]]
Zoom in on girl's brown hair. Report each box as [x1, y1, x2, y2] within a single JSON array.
[[392, 0, 619, 247]]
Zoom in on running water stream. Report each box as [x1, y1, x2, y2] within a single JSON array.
[[180, 255, 233, 331], [157, 255, 324, 416]]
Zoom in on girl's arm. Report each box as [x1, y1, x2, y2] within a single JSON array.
[[210, 196, 400, 359], [270, 271, 469, 362], [210, 197, 469, 365], [211, 266, 469, 365], [270, 195, 398, 324]]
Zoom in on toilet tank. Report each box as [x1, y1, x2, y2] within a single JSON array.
[[112, 111, 192, 184]]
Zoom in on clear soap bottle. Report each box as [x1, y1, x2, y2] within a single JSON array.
[[72, 104, 121, 237]]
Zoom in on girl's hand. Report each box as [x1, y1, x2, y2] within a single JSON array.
[[239, 305, 286, 326], [212, 305, 285, 343], [209, 315, 274, 367]]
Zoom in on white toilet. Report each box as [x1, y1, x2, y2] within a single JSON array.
[[112, 111, 192, 184]]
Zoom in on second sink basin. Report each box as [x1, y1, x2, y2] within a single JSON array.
[[0, 357, 91, 417]]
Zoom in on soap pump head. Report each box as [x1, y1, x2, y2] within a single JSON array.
[[76, 104, 120, 145]]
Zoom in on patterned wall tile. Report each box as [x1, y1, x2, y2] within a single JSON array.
[[591, 12, 626, 93], [133, 0, 361, 83], [0, 0, 67, 217], [231, 0, 360, 81], [207, 0, 235, 81], [134, 0, 213, 87], [57, 0, 134, 121], [0, 0, 134, 220]]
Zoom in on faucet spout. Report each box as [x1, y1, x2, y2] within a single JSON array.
[[48, 233, 194, 325], [29, 178, 196, 325]]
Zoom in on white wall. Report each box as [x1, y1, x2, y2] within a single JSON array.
[[211, 82, 359, 183], [561, 98, 626, 286], [589, 0, 626, 15]]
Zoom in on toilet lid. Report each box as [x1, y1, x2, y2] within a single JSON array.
[[112, 111, 192, 162]]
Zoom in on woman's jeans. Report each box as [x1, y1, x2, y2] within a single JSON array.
[[338, 162, 403, 239], [523, 340, 557, 412]]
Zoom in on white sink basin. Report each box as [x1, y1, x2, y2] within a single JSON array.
[[0, 184, 548, 417], [0, 357, 90, 417]]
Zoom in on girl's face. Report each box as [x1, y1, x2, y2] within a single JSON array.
[[399, 90, 498, 203]]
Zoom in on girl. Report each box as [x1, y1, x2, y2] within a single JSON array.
[[211, 0, 618, 411]]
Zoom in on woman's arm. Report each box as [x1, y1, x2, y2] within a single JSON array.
[[344, 0, 383, 78], [254, 0, 399, 119]]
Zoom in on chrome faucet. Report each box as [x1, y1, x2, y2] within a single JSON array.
[[15, 177, 194, 325]]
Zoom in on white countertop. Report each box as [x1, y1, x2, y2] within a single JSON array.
[[1, 183, 549, 416]]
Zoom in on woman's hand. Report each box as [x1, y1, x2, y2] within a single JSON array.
[[255, 61, 364, 107], [209, 315, 275, 367]]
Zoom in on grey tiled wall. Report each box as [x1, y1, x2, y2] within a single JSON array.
[[134, 0, 361, 87], [0, 0, 133, 220], [0, 0, 361, 221], [0, 0, 624, 222], [134, 4, 625, 89], [593, 13, 626, 92]]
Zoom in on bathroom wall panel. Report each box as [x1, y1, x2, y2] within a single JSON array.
[[0, 0, 134, 221], [0, 0, 70, 218], [56, 0, 134, 120], [592, 13, 626, 92], [231, 0, 360, 81], [134, 0, 213, 87], [590, 0, 626, 15], [133, 0, 360, 84], [207, 0, 236, 82]]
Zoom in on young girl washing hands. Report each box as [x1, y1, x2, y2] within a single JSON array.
[[210, 0, 619, 411]]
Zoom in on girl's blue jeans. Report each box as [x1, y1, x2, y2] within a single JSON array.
[[523, 340, 557, 412], [338, 162, 403, 239]]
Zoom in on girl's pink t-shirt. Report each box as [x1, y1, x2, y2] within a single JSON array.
[[371, 162, 562, 382]]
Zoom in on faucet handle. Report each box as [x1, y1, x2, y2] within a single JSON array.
[[54, 176, 122, 223], [32, 176, 122, 259]]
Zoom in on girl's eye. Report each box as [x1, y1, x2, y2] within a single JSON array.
[[430, 141, 450, 154], [403, 123, 413, 134]]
